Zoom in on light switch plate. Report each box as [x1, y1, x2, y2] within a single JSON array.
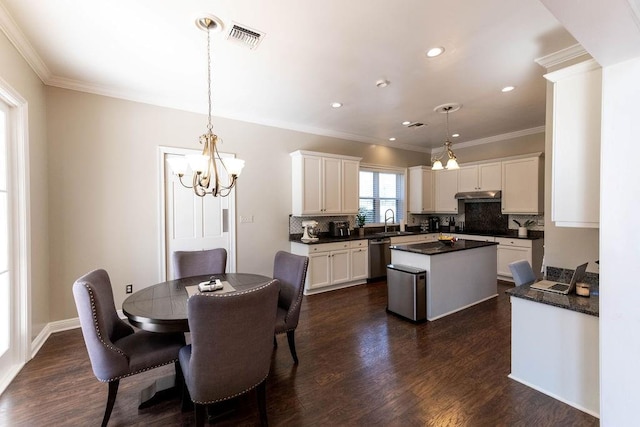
[[240, 215, 254, 223]]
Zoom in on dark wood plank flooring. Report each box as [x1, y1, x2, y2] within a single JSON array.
[[0, 281, 599, 426]]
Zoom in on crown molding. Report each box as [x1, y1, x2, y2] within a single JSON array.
[[0, 2, 51, 82], [534, 44, 589, 70], [430, 126, 546, 155]]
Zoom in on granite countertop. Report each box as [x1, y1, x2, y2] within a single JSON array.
[[506, 283, 599, 317], [390, 240, 498, 256], [290, 229, 543, 245]]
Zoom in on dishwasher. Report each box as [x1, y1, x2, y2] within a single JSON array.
[[368, 237, 390, 279], [386, 264, 427, 322]]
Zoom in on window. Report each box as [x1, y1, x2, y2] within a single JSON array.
[[359, 166, 405, 225]]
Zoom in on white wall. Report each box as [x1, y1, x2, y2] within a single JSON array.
[[0, 31, 50, 339], [599, 56, 640, 426], [45, 86, 436, 321]]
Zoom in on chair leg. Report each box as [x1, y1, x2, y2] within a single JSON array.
[[257, 379, 268, 427], [177, 362, 192, 412], [194, 403, 206, 427], [101, 379, 119, 427], [286, 330, 298, 364]]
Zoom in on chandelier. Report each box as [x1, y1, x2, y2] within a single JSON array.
[[431, 104, 460, 171], [167, 16, 245, 197]]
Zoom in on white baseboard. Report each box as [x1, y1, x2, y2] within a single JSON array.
[[508, 373, 600, 418], [30, 310, 126, 358], [0, 362, 25, 396]]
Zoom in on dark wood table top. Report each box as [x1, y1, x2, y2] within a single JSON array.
[[122, 273, 273, 333]]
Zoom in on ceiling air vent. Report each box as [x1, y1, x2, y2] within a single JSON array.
[[407, 122, 425, 128], [227, 23, 265, 49]]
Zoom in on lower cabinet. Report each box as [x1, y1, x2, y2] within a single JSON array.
[[496, 237, 544, 282], [291, 240, 368, 294], [389, 233, 439, 246]]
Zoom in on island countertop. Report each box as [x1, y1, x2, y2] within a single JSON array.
[[506, 283, 599, 317], [390, 239, 498, 255]]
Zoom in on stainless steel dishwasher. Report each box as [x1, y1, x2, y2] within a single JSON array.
[[368, 237, 390, 279]]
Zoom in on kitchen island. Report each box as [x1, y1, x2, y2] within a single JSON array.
[[390, 240, 498, 320]]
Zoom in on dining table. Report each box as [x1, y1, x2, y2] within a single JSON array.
[[122, 272, 274, 409], [123, 272, 274, 333]]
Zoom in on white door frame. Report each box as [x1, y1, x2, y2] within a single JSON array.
[[158, 146, 238, 281], [0, 76, 31, 394]]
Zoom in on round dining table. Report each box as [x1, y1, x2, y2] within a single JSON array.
[[123, 273, 274, 333]]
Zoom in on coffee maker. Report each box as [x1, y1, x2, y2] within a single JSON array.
[[329, 221, 350, 237], [429, 217, 440, 232]]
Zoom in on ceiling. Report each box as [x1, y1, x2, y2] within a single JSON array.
[[0, 0, 578, 153]]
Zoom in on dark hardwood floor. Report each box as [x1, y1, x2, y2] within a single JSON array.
[[0, 281, 599, 426]]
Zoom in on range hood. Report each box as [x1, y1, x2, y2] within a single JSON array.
[[455, 190, 502, 200]]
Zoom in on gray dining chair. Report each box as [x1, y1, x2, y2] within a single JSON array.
[[172, 248, 227, 279], [179, 279, 280, 427], [72, 269, 185, 427], [273, 251, 309, 364], [509, 260, 536, 286]]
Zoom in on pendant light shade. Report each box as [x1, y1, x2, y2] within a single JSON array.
[[431, 103, 461, 170]]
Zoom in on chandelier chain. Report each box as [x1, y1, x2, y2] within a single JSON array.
[[206, 25, 213, 132]]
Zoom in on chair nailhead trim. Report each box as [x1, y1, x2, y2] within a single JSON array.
[[191, 374, 269, 405], [84, 283, 179, 382]]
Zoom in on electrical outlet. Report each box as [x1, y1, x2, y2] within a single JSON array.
[[240, 215, 254, 223], [126, 284, 133, 294]]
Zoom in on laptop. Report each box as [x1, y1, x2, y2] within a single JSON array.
[[530, 262, 588, 294]]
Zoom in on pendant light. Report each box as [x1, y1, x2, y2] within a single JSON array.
[[431, 103, 460, 170], [167, 16, 245, 197]]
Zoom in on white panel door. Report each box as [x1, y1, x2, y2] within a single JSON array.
[[164, 151, 235, 279]]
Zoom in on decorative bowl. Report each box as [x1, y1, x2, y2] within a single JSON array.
[[438, 235, 456, 246]]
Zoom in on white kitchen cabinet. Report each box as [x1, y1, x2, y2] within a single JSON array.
[[501, 154, 544, 214], [342, 159, 361, 214], [291, 240, 368, 294], [408, 166, 434, 213], [350, 240, 369, 281], [545, 60, 601, 228], [454, 234, 495, 242], [290, 151, 361, 216], [434, 169, 459, 213], [495, 237, 544, 282], [458, 163, 502, 192], [390, 233, 438, 246]]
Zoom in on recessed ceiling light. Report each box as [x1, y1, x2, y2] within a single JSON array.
[[389, 137, 396, 141], [376, 79, 390, 88], [402, 121, 411, 126], [426, 47, 445, 58], [452, 133, 460, 138], [330, 102, 343, 108], [501, 86, 516, 92]]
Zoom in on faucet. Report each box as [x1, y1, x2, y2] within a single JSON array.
[[384, 209, 395, 233]]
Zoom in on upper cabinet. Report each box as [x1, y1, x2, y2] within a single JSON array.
[[434, 169, 459, 213], [544, 60, 601, 228], [458, 162, 502, 192], [408, 166, 434, 213], [290, 151, 361, 216], [501, 154, 544, 214]]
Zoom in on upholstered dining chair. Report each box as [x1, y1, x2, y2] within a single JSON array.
[[72, 269, 185, 427], [172, 248, 227, 279], [509, 260, 537, 286], [179, 279, 280, 427], [272, 251, 309, 364]]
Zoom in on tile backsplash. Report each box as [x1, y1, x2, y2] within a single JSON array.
[[408, 200, 543, 233]]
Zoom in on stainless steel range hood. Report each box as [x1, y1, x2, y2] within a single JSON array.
[[454, 190, 502, 200]]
